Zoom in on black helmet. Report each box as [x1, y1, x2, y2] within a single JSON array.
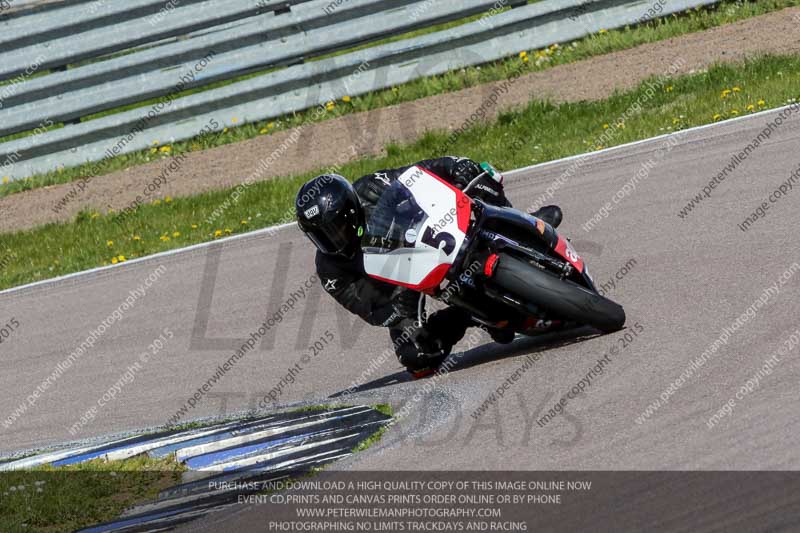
[[296, 174, 364, 258]]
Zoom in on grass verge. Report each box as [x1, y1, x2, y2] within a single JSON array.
[[0, 455, 185, 532], [0, 53, 799, 290], [1, 0, 798, 196]]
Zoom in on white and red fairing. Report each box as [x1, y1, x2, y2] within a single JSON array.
[[362, 166, 472, 291]]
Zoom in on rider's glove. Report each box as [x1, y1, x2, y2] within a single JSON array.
[[469, 173, 512, 207], [451, 158, 484, 189]]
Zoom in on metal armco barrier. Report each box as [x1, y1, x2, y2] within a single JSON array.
[[0, 0, 719, 181]]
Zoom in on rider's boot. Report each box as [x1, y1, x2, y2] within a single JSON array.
[[532, 205, 563, 228]]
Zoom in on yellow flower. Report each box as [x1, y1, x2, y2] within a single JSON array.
[[325, 101, 335, 111], [231, 117, 239, 124], [713, 113, 722, 121], [721, 89, 732, 97], [260, 128, 269, 134], [172, 231, 180, 238], [159, 146, 171, 153], [240, 220, 248, 225], [91, 212, 100, 219], [150, 148, 158, 154], [165, 196, 172, 203], [223, 127, 229, 133], [132, 235, 141, 241], [191, 224, 198, 229], [616, 122, 625, 129], [342, 95, 351, 103], [111, 257, 118, 265], [118, 255, 126, 262], [746, 104, 755, 111], [519, 51, 527, 58], [267, 122, 275, 129], [191, 143, 201, 151], [757, 99, 766, 106], [550, 43, 559, 50], [673, 118, 680, 125], [160, 235, 170, 242], [224, 228, 232, 234], [665, 85, 674, 92], [732, 86, 741, 92], [598, 29, 607, 34], [214, 229, 222, 238], [152, 140, 160, 146], [730, 109, 739, 116], [106, 240, 114, 247], [522, 56, 529, 63], [2, 177, 9, 184], [602, 123, 609, 129]]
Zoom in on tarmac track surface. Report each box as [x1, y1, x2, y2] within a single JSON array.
[[2, 109, 799, 512]]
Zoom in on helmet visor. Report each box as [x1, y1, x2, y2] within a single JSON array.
[[306, 224, 354, 256]]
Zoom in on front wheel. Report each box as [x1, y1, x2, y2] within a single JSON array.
[[490, 253, 626, 333]]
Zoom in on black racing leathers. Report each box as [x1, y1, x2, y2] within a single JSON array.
[[314, 157, 510, 370]]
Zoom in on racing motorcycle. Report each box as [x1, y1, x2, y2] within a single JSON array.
[[362, 164, 626, 341]]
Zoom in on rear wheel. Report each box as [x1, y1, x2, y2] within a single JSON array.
[[491, 253, 625, 333]]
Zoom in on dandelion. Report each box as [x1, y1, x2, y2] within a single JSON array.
[[673, 118, 680, 125], [260, 128, 269, 134], [152, 199, 161, 206], [172, 231, 180, 238], [746, 104, 755, 111], [721, 89, 732, 98], [1, 177, 8, 184], [159, 146, 171, 153], [758, 99, 766, 106], [191, 224, 198, 229], [165, 196, 172, 203], [730, 109, 739, 116], [106, 240, 114, 247], [267, 122, 275, 129], [91, 212, 100, 219], [240, 220, 248, 225], [160, 235, 170, 242], [665, 85, 673, 92], [598, 29, 607, 34], [616, 122, 625, 129], [231, 117, 238, 124], [223, 127, 229, 133], [152, 140, 159, 146], [150, 148, 158, 154], [732, 86, 741, 92], [118, 255, 126, 262], [603, 124, 609, 129], [224, 228, 232, 234], [713, 113, 722, 121], [111, 257, 118, 265], [342, 95, 351, 103], [214, 230, 222, 238], [325, 101, 335, 111], [132, 235, 141, 241], [519, 51, 527, 58], [522, 56, 529, 63]]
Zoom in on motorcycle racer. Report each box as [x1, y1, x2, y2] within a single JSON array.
[[296, 156, 563, 377]]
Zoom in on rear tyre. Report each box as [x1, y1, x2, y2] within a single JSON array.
[[491, 253, 626, 333]]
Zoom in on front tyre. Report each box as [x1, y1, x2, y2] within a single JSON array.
[[491, 253, 626, 333]]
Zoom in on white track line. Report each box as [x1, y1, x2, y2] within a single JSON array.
[[1, 103, 793, 298]]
